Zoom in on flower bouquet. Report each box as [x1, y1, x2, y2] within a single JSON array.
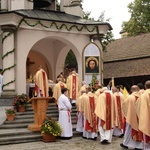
[[13, 93, 29, 112], [5, 107, 15, 114], [41, 117, 62, 142]]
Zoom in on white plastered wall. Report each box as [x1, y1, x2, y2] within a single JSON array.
[[15, 28, 90, 94], [0, 28, 2, 69], [0, 43, 2, 69]]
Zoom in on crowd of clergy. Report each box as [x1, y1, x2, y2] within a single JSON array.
[[34, 67, 150, 150], [53, 71, 150, 150]]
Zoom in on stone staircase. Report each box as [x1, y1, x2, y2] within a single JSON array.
[[0, 102, 80, 145]]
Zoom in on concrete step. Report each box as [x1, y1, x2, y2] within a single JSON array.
[[0, 123, 30, 129], [0, 123, 80, 145], [0, 134, 42, 145], [1, 116, 77, 128], [25, 107, 77, 112], [0, 130, 82, 145], [15, 109, 59, 115], [0, 126, 80, 137], [0, 102, 78, 145], [4, 116, 77, 124], [0, 124, 78, 135], [0, 128, 35, 137], [15, 109, 77, 115], [14, 112, 76, 120], [14, 113, 58, 119], [0, 120, 78, 129], [4, 119, 34, 124]]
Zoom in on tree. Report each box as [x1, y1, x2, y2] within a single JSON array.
[[83, 11, 94, 21], [97, 11, 114, 51], [84, 11, 114, 51], [122, 0, 150, 36], [65, 49, 78, 71]]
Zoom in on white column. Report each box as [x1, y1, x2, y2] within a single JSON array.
[[1, 25, 16, 96]]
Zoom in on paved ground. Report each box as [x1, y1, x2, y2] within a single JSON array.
[[0, 136, 124, 150]]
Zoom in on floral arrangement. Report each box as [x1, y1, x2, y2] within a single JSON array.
[[41, 117, 62, 136], [89, 73, 99, 93], [5, 107, 15, 114], [13, 93, 29, 107]]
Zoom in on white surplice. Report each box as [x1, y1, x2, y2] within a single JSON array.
[[76, 112, 83, 132], [58, 94, 73, 137], [123, 123, 143, 149], [98, 119, 113, 143], [113, 125, 123, 136]]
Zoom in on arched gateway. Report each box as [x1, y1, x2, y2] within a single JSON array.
[[0, 0, 112, 105]]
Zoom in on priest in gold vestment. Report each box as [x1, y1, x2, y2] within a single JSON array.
[[95, 84, 103, 97], [77, 81, 87, 98], [76, 90, 86, 132], [120, 85, 143, 149], [35, 65, 49, 97], [113, 86, 124, 137], [81, 88, 98, 140], [66, 70, 80, 105], [52, 78, 67, 105], [95, 87, 115, 144], [136, 80, 150, 149]]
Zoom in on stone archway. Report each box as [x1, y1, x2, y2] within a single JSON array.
[[26, 50, 50, 80], [63, 49, 78, 79], [24, 36, 82, 97], [15, 28, 87, 94]]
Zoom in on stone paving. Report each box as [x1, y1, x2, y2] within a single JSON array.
[[0, 136, 124, 150]]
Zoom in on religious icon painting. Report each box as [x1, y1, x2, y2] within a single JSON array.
[[85, 56, 99, 74]]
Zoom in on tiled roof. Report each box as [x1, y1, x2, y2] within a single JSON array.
[[104, 58, 150, 78], [104, 33, 150, 62], [0, 9, 112, 29], [103, 33, 150, 78]]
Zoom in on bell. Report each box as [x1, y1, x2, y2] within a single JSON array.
[[34, 0, 52, 8]]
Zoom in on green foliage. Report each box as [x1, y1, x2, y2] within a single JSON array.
[[97, 11, 114, 51], [101, 30, 114, 52], [65, 49, 78, 70], [41, 117, 62, 136], [5, 108, 15, 114], [89, 73, 99, 93], [83, 11, 94, 20], [97, 11, 110, 22], [122, 0, 150, 36], [84, 11, 114, 51]]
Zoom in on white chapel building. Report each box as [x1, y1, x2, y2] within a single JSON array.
[[0, 0, 112, 104]]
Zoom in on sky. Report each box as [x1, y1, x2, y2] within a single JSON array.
[[82, 0, 134, 39]]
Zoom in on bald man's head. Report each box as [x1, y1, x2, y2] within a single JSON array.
[[130, 85, 139, 93], [145, 80, 150, 89], [112, 86, 117, 93]]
